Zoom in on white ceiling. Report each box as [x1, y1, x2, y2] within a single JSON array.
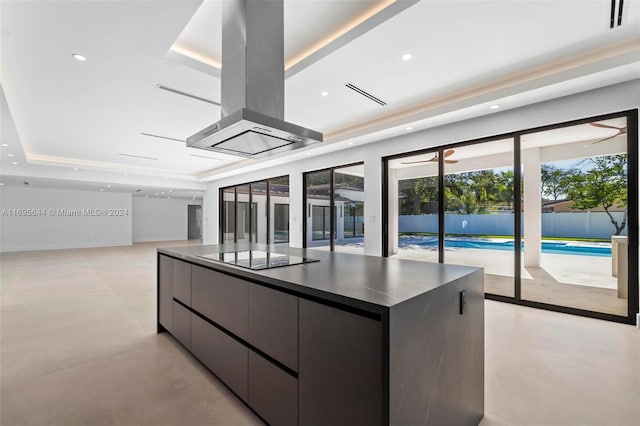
[[172, 0, 393, 70], [1, 0, 639, 192]]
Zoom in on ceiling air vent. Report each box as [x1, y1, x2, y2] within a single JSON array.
[[345, 83, 387, 106], [156, 84, 220, 106], [610, 0, 624, 28], [140, 132, 185, 143], [118, 153, 158, 161]]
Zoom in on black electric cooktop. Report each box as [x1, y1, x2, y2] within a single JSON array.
[[197, 250, 319, 271]]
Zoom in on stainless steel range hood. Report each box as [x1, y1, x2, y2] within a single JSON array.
[[187, 0, 322, 158]]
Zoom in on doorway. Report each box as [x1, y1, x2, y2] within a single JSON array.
[[188, 205, 202, 240]]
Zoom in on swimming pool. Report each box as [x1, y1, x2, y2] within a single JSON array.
[[398, 236, 612, 257]]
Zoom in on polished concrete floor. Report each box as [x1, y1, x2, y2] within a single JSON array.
[[1, 242, 639, 425]]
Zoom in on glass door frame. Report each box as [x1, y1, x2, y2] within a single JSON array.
[[382, 109, 638, 325], [218, 175, 289, 245], [302, 161, 365, 251]]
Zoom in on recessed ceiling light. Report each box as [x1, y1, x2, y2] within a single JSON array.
[[406, 126, 413, 131], [71, 53, 87, 62], [0, 182, 4, 186], [1, 143, 8, 147], [7, 153, 15, 157], [100, 189, 104, 192], [348, 142, 353, 145], [161, 191, 165, 194], [306, 152, 312, 156], [401, 52, 413, 61], [107, 185, 111, 188], [11, 161, 18, 165], [320, 91, 329, 97], [73, 167, 79, 171], [490, 104, 500, 110]]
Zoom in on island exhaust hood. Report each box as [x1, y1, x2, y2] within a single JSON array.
[[187, 0, 323, 158]]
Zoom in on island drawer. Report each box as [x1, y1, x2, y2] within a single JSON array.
[[299, 299, 382, 426], [191, 265, 249, 340], [172, 301, 191, 350], [172, 259, 191, 306], [248, 351, 298, 426], [191, 314, 248, 402], [248, 284, 298, 372]]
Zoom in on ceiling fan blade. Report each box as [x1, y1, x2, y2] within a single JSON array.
[[592, 134, 620, 144], [444, 159, 459, 164], [590, 122, 622, 131], [443, 149, 455, 158]]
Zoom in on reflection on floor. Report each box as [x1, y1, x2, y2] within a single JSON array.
[[306, 237, 365, 255], [1, 242, 638, 425], [479, 301, 639, 426], [394, 247, 627, 316]]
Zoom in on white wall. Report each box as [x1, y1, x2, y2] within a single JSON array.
[[203, 79, 640, 258], [132, 196, 202, 242], [0, 186, 132, 251]]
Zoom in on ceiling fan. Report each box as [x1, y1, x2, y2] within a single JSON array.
[[401, 149, 459, 165], [590, 122, 627, 143]]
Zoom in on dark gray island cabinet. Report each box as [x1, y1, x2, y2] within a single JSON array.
[[157, 245, 484, 426]]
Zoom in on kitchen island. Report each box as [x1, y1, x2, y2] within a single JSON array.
[[157, 244, 484, 426]]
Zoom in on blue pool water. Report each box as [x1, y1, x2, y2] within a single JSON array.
[[399, 236, 612, 257]]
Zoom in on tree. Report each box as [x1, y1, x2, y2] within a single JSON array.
[[496, 170, 515, 210], [469, 170, 498, 212], [444, 173, 473, 213], [541, 164, 575, 201], [399, 177, 438, 215], [566, 154, 627, 235]]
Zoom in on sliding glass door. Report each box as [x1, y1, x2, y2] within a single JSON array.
[[520, 117, 630, 316], [383, 110, 637, 324], [443, 139, 515, 297], [334, 164, 365, 254], [304, 163, 365, 254], [270, 176, 290, 243], [387, 140, 515, 296], [388, 151, 440, 263], [305, 170, 332, 250], [222, 187, 235, 243], [219, 176, 290, 245]]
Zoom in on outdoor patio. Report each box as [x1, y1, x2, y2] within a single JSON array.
[[393, 246, 626, 316], [307, 236, 626, 316]]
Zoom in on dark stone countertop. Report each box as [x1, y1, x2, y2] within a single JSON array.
[[158, 244, 482, 314]]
